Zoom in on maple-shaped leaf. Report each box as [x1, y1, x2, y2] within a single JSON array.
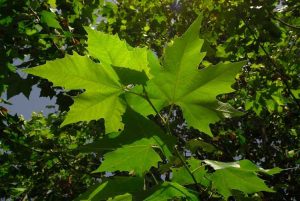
[[144, 182, 199, 201], [204, 159, 276, 198], [75, 176, 143, 201], [126, 15, 245, 136], [24, 53, 126, 133], [93, 138, 162, 176], [85, 27, 151, 77]]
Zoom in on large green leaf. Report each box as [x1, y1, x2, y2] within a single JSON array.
[[93, 138, 162, 176], [75, 177, 143, 201], [85, 27, 151, 76], [126, 15, 245, 136], [144, 182, 199, 201], [24, 53, 126, 133], [204, 160, 275, 198]]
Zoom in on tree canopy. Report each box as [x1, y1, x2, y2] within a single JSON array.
[[1, 0, 299, 200]]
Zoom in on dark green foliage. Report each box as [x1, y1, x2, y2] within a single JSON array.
[[1, 0, 300, 200]]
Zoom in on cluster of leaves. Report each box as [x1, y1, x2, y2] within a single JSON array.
[[0, 0, 101, 108], [95, 1, 300, 200], [0, 110, 103, 200], [1, 0, 299, 200], [24, 15, 282, 200]]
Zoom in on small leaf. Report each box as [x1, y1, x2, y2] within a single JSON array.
[[187, 139, 217, 153], [40, 11, 61, 29]]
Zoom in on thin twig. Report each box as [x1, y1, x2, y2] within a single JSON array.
[[174, 145, 201, 193], [273, 16, 300, 30]]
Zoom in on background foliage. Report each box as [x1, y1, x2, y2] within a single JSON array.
[[0, 0, 299, 200]]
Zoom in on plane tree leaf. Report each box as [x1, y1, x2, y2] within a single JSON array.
[[24, 53, 125, 133], [144, 182, 199, 201], [93, 138, 162, 176], [204, 160, 275, 198], [126, 15, 245, 136], [75, 177, 143, 201], [211, 167, 274, 199]]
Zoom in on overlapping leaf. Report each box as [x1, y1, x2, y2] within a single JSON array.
[[85, 27, 151, 77], [79, 108, 175, 159], [126, 15, 245, 136], [204, 160, 278, 198], [93, 138, 162, 176], [24, 53, 125, 133], [90, 109, 175, 176]]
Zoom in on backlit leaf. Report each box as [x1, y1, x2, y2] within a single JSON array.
[[126, 15, 245, 136]]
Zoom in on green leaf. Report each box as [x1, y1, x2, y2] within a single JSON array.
[[186, 139, 217, 153], [40, 11, 61, 29], [75, 177, 142, 201], [144, 182, 199, 201], [48, 0, 56, 8], [85, 27, 151, 77], [24, 53, 126, 133], [171, 158, 209, 187], [108, 193, 132, 201], [126, 15, 245, 136], [211, 167, 274, 199], [204, 159, 241, 170], [78, 108, 175, 159], [291, 89, 300, 99], [204, 160, 275, 198], [93, 138, 162, 176]]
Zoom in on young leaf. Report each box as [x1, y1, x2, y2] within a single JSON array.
[[144, 182, 199, 201], [40, 11, 61, 29], [126, 15, 245, 136], [24, 53, 126, 133]]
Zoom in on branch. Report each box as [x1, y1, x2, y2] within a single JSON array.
[[273, 16, 300, 30], [174, 145, 201, 193]]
